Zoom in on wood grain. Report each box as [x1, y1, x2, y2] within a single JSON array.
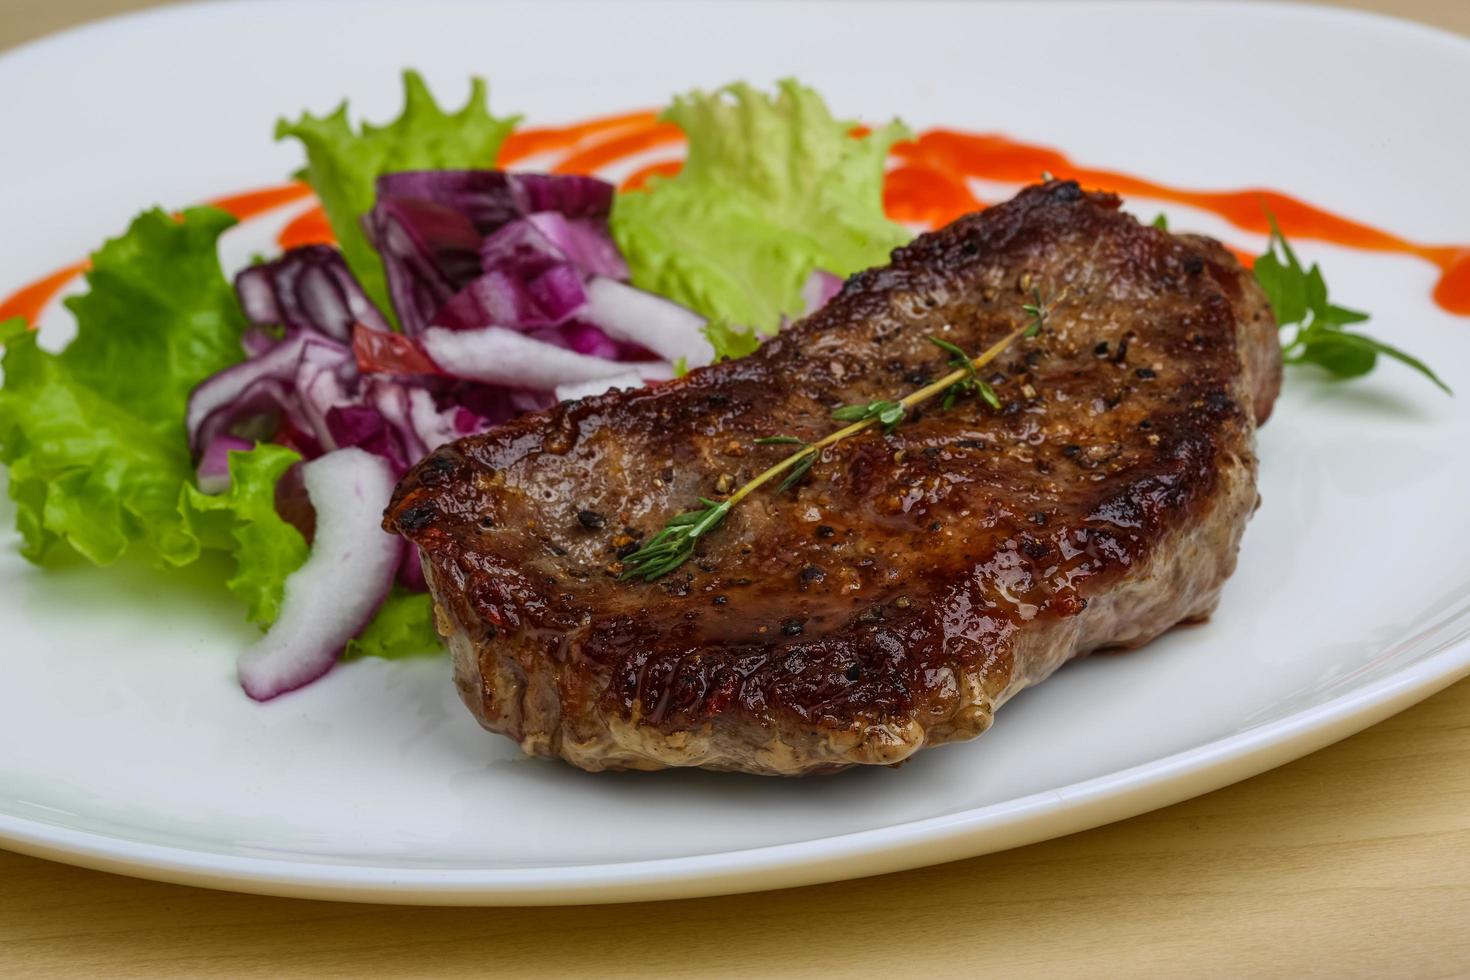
[[2, 2, 1467, 977]]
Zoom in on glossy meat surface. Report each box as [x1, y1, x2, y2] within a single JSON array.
[[386, 182, 1281, 774]]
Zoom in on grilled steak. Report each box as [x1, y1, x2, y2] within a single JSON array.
[[385, 181, 1281, 775]]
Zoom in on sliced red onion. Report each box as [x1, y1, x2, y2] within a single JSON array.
[[293, 340, 357, 451], [365, 196, 484, 336], [534, 321, 620, 360], [399, 543, 428, 592], [236, 448, 401, 701], [375, 171, 615, 232], [580, 277, 714, 367], [195, 434, 254, 495], [479, 213, 628, 282], [187, 332, 321, 452], [324, 404, 406, 471], [525, 212, 628, 280], [273, 459, 314, 543], [421, 326, 672, 389], [432, 265, 587, 332], [241, 327, 278, 358], [554, 371, 648, 403], [508, 173, 616, 221], [234, 246, 390, 341], [407, 387, 461, 454], [365, 378, 429, 462], [192, 376, 301, 460], [802, 269, 844, 315], [478, 217, 571, 281]]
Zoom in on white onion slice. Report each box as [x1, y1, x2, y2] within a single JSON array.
[[236, 448, 401, 701], [581, 276, 714, 367], [421, 326, 672, 389], [407, 387, 460, 453], [554, 371, 649, 403]]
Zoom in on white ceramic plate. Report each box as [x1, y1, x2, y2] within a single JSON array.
[[3, 0, 1469, 906]]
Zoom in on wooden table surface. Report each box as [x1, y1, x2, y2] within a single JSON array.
[[3, 1, 1468, 976]]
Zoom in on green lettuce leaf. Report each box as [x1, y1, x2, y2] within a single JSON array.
[[179, 444, 308, 627], [610, 79, 910, 344], [0, 207, 247, 566], [276, 69, 521, 318], [344, 589, 440, 660]]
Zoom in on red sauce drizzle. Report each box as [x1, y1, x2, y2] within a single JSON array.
[[6, 114, 1468, 325], [0, 261, 88, 325], [278, 206, 335, 250], [497, 110, 661, 166], [206, 182, 313, 220]]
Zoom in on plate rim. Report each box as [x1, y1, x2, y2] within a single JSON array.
[[3, 0, 1470, 906], [2, 642, 1465, 905]]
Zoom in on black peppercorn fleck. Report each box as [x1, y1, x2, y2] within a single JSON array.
[[576, 510, 606, 530]]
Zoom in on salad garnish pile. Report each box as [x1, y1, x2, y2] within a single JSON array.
[[0, 75, 905, 696], [0, 73, 1445, 699]]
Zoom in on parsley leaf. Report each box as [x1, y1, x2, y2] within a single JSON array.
[[1257, 216, 1450, 394]]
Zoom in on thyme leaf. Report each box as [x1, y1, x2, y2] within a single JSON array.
[[831, 399, 906, 431], [621, 295, 1049, 583], [617, 497, 732, 582]]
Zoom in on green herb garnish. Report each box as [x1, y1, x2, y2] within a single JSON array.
[[1256, 215, 1450, 394], [1020, 286, 1058, 338], [618, 498, 732, 582], [831, 399, 907, 432], [930, 336, 1001, 409], [754, 436, 815, 492], [621, 299, 1052, 581]]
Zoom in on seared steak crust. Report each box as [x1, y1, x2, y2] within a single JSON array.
[[386, 182, 1281, 775]]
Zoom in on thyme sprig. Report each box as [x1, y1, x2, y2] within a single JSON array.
[[754, 436, 815, 492], [1021, 286, 1057, 337], [617, 497, 732, 582], [831, 398, 906, 431], [930, 336, 1001, 409], [620, 300, 1055, 582]]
